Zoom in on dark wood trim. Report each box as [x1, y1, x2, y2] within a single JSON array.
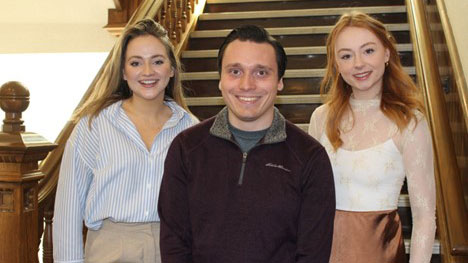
[[113, 0, 123, 10], [406, 0, 468, 260]]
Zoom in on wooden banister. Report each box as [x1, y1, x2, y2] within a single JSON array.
[[406, 0, 468, 261], [0, 81, 56, 263], [105, 0, 206, 56], [434, 0, 468, 133]]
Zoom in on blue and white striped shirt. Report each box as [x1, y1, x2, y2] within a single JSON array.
[[53, 100, 198, 263]]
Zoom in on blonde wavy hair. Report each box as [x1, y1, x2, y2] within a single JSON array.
[[73, 18, 188, 125], [321, 11, 425, 150]]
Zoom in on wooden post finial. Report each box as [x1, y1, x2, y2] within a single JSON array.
[[0, 81, 30, 133]]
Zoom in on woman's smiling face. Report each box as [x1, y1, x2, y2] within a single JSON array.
[[123, 35, 174, 103], [334, 26, 390, 99]]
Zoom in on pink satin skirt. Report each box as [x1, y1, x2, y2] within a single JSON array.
[[329, 209, 406, 263]]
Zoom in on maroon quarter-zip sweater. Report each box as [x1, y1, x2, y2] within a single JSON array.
[[158, 108, 335, 263]]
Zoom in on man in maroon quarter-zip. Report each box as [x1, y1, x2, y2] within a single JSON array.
[[158, 25, 335, 263]]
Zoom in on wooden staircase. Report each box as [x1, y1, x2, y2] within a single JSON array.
[[181, 1, 413, 124], [0, 0, 460, 262], [25, 0, 468, 262], [179, 0, 440, 261]]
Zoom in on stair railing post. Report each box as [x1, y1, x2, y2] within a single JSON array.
[[0, 81, 56, 263], [42, 208, 54, 263]]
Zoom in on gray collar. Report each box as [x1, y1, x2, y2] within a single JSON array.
[[209, 107, 287, 144]]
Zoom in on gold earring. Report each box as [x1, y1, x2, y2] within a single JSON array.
[[385, 61, 389, 67]]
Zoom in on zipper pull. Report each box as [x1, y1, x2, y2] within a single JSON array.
[[238, 152, 248, 185]]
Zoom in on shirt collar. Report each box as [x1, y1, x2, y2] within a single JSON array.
[[163, 100, 188, 129], [104, 99, 189, 131], [209, 106, 287, 144]]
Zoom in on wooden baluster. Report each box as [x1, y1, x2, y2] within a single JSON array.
[[167, 0, 173, 27], [168, 0, 173, 33], [175, 0, 183, 42], [158, 7, 163, 27], [166, 0, 175, 44], [180, 0, 188, 32], [162, 0, 169, 33], [186, 0, 192, 22], [171, 0, 178, 44], [42, 209, 54, 263], [155, 9, 161, 24]]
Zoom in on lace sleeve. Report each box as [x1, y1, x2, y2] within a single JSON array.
[[308, 105, 328, 140], [401, 114, 436, 263]]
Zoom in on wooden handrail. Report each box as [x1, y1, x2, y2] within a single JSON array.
[[406, 0, 468, 261], [435, 0, 468, 133]]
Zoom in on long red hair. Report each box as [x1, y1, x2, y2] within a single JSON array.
[[321, 11, 425, 150]]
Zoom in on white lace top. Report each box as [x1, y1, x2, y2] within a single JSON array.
[[323, 136, 406, 211], [308, 96, 436, 263]]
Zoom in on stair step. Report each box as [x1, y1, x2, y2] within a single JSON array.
[[186, 95, 321, 106], [206, 0, 403, 5], [190, 104, 317, 123], [183, 78, 324, 97], [182, 67, 416, 80], [205, 0, 405, 12], [183, 69, 324, 80], [200, 6, 406, 20], [197, 14, 407, 31], [182, 53, 413, 72], [190, 24, 409, 38], [182, 44, 413, 58], [207, 0, 317, 3], [187, 32, 410, 50]]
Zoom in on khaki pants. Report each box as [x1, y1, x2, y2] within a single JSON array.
[[84, 220, 161, 263]]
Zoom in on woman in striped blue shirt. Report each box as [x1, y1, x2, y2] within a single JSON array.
[[53, 19, 198, 263]]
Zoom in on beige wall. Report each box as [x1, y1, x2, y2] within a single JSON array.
[[444, 0, 468, 84], [0, 0, 117, 53], [0, 1, 117, 141]]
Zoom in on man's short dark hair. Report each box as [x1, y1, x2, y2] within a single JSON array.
[[217, 25, 287, 80]]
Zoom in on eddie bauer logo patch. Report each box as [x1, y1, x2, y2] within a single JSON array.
[[265, 163, 291, 173]]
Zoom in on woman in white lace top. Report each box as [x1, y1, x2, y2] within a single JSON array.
[[308, 12, 436, 262]]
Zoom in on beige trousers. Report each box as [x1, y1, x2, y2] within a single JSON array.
[[84, 220, 161, 263]]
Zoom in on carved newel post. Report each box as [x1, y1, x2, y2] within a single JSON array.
[[0, 81, 56, 263]]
